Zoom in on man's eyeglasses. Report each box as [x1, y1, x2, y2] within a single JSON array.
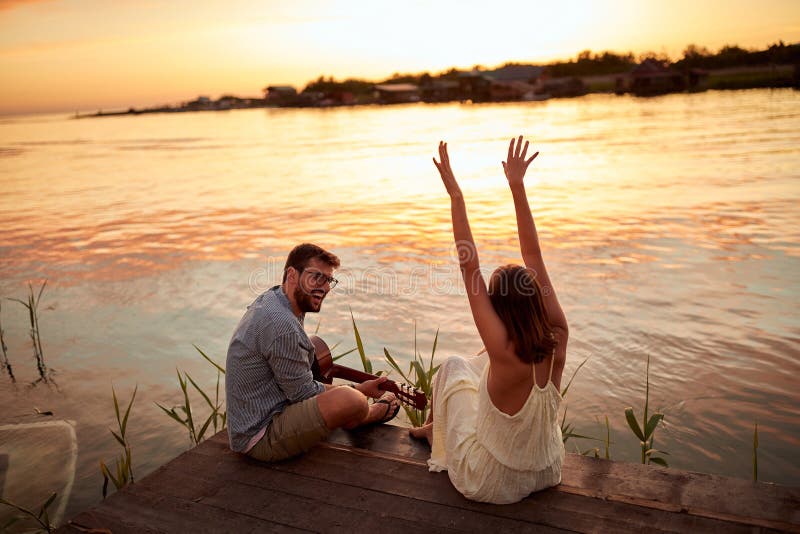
[[301, 268, 338, 289]]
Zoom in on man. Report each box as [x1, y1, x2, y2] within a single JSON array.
[[226, 243, 399, 462]]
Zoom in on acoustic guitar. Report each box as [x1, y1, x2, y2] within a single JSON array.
[[310, 335, 427, 410]]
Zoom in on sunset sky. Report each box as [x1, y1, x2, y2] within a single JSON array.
[[1, 0, 799, 114]]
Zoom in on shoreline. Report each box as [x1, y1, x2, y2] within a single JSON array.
[[73, 65, 798, 120]]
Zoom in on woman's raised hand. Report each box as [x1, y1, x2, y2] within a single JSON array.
[[433, 141, 462, 197], [502, 135, 539, 187]]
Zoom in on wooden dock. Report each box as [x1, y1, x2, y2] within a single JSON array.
[[58, 425, 799, 533]]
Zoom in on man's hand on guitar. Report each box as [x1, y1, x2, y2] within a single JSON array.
[[356, 376, 389, 399]]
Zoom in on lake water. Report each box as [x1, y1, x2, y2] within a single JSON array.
[[1, 89, 799, 525]]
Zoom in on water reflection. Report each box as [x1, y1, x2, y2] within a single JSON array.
[[0, 90, 798, 523]]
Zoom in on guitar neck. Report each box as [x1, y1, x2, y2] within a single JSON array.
[[330, 364, 382, 385], [329, 365, 405, 398]]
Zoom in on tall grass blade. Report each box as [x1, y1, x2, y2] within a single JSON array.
[[349, 308, 372, 373], [121, 385, 137, 436], [0, 493, 57, 532], [39, 492, 56, 520], [177, 370, 196, 443], [624, 407, 645, 441], [411, 360, 429, 392], [332, 347, 357, 361], [155, 403, 186, 425], [110, 430, 125, 448], [383, 348, 412, 383], [429, 328, 439, 375], [186, 373, 215, 411], [35, 280, 47, 307], [193, 345, 225, 374], [0, 301, 15, 382], [644, 354, 650, 427], [196, 413, 215, 442], [753, 422, 758, 482], [561, 357, 588, 398], [112, 386, 121, 432], [644, 413, 664, 438]]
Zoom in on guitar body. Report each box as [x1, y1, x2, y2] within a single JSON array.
[[310, 335, 427, 410]]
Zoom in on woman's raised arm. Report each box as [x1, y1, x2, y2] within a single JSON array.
[[433, 142, 508, 356], [503, 136, 568, 334]]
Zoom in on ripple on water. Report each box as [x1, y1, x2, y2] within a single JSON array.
[[0, 91, 798, 513]]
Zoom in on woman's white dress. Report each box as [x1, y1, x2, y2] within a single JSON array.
[[427, 353, 565, 504]]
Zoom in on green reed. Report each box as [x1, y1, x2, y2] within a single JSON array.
[[579, 415, 613, 459], [602, 415, 611, 460], [100, 385, 137, 498], [383, 321, 440, 427], [624, 354, 669, 466], [0, 300, 15, 382], [8, 280, 50, 384], [349, 308, 378, 375], [156, 346, 226, 446], [753, 422, 759, 482], [560, 357, 596, 445], [0, 492, 57, 533]]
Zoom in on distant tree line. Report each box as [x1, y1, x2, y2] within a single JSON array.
[[673, 41, 800, 70], [303, 76, 375, 96], [300, 41, 799, 94], [546, 50, 637, 77]]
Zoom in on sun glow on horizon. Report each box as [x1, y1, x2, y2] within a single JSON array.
[[1, 0, 799, 114]]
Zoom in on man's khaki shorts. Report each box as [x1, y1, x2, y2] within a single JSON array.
[[246, 395, 330, 462]]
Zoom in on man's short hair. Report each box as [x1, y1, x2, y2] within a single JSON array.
[[282, 243, 341, 283]]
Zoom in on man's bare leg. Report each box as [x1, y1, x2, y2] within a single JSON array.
[[316, 387, 399, 430]]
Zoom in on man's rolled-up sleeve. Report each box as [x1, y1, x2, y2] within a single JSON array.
[[267, 332, 325, 402]]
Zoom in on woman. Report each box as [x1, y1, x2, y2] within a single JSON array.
[[410, 136, 568, 504]]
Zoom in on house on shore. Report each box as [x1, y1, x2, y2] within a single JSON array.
[[264, 85, 298, 106], [538, 77, 588, 98], [183, 96, 214, 111], [615, 59, 711, 96], [419, 79, 461, 102], [373, 83, 420, 104], [485, 65, 549, 101], [456, 71, 493, 102]]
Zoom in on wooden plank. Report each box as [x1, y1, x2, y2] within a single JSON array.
[[198, 430, 773, 532], [59, 485, 305, 533], [60, 427, 800, 534], [326, 424, 431, 461], [250, 443, 752, 533], [322, 427, 800, 532], [559, 454, 800, 531], [153, 449, 566, 533], [204, 479, 459, 533]]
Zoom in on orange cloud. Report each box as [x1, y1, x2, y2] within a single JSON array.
[[0, 0, 49, 11]]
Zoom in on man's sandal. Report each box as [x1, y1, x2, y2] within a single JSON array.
[[371, 396, 400, 424]]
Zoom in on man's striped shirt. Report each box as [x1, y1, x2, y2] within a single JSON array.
[[225, 285, 324, 452]]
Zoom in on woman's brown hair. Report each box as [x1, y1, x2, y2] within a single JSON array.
[[488, 264, 556, 364]]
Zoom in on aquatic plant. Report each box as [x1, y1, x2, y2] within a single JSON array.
[[0, 301, 15, 382], [383, 322, 439, 427], [601, 415, 611, 460], [156, 346, 226, 446], [753, 422, 759, 482], [311, 319, 357, 362], [100, 385, 137, 498], [560, 357, 595, 445], [8, 280, 50, 384], [350, 308, 378, 375], [624, 354, 669, 466], [0, 492, 57, 533]]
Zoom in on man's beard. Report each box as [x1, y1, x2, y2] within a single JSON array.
[[294, 285, 325, 313]]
